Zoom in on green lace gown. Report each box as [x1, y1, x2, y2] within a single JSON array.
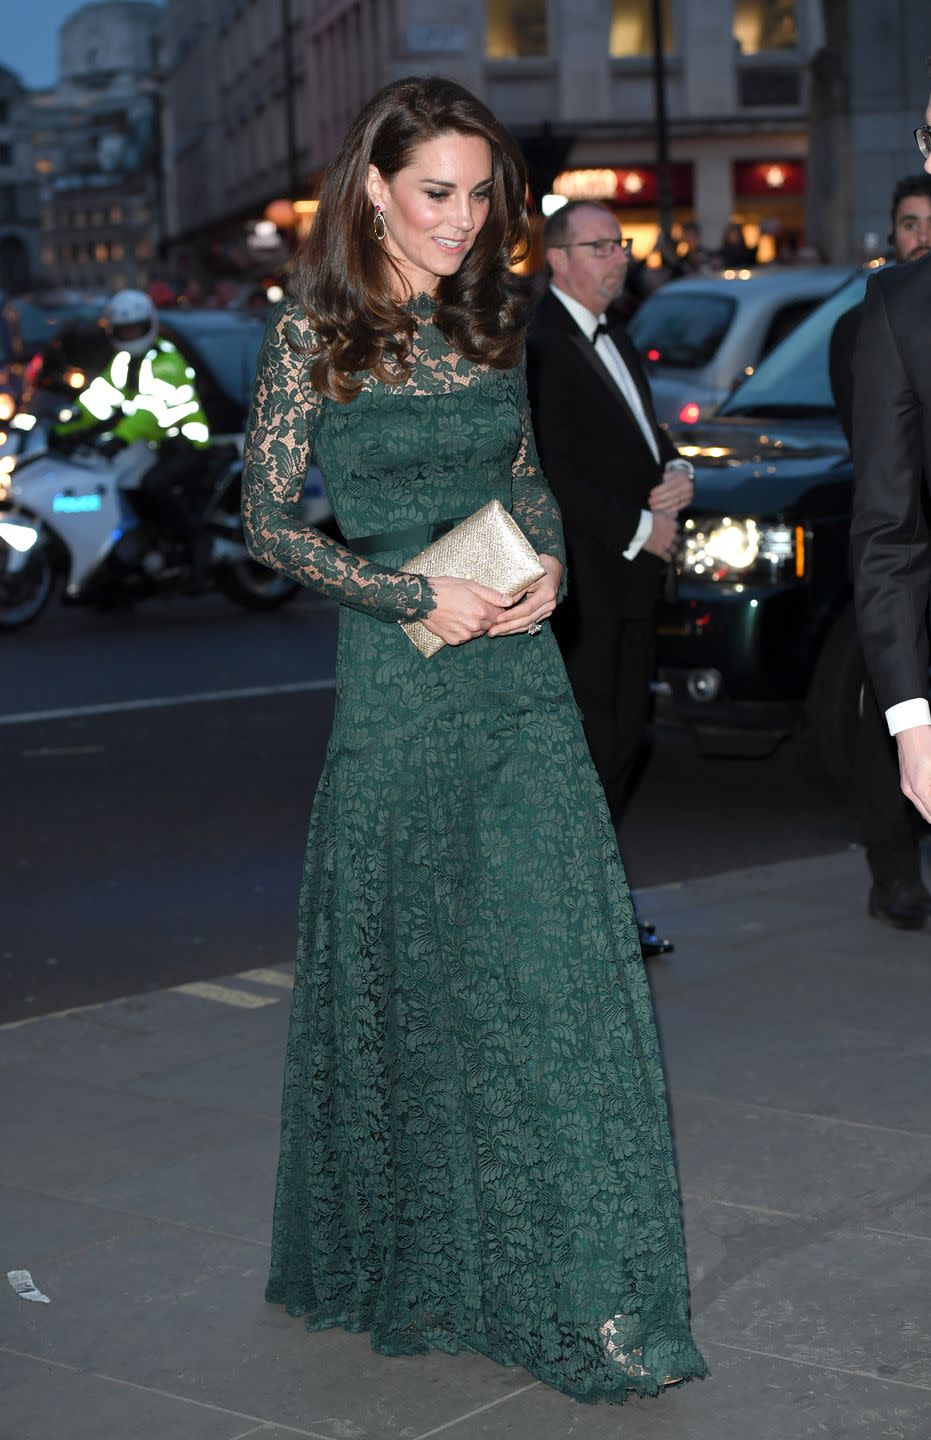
[[242, 297, 707, 1404]]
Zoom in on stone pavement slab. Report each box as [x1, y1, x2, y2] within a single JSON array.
[[3, 847, 931, 1438]]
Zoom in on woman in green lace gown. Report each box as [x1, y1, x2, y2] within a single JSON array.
[[242, 76, 706, 1404]]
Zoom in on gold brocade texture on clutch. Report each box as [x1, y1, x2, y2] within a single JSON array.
[[400, 499, 546, 658]]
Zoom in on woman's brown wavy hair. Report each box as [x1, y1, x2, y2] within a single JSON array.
[[288, 75, 531, 402]]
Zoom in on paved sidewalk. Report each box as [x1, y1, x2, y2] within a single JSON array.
[[3, 848, 931, 1440]]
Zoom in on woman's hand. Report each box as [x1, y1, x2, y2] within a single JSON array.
[[420, 576, 515, 647], [486, 554, 562, 638]]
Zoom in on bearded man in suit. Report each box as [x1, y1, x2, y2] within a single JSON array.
[[526, 200, 694, 956], [851, 101, 931, 851], [831, 172, 931, 930]]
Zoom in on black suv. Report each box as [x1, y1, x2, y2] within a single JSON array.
[[655, 267, 877, 791]]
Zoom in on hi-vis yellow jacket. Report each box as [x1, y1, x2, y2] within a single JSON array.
[[63, 339, 210, 448]]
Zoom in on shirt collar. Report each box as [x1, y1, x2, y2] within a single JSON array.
[[549, 285, 605, 342]]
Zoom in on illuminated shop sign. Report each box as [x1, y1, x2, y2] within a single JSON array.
[[552, 164, 695, 207]]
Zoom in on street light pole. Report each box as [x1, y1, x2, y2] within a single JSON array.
[[650, 0, 674, 246], [280, 0, 298, 199]]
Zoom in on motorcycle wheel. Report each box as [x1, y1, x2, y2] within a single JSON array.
[[0, 544, 56, 630], [214, 559, 300, 610]]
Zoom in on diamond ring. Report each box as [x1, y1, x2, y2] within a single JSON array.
[[527, 623, 543, 635]]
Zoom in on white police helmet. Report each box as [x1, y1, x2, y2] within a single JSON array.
[[105, 289, 157, 357]]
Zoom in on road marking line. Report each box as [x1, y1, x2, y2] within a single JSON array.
[[21, 745, 108, 757], [0, 678, 336, 727], [172, 981, 278, 1010], [236, 967, 294, 990]]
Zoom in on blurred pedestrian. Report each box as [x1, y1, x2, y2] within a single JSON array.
[[718, 222, 757, 268], [526, 199, 695, 955], [242, 76, 706, 1400], [672, 220, 709, 276], [850, 95, 931, 865], [831, 172, 931, 929]]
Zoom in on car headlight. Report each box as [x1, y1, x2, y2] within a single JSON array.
[[680, 516, 805, 582], [0, 392, 15, 423]]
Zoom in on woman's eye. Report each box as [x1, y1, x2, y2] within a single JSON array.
[[474, 192, 492, 203], [426, 190, 449, 201]]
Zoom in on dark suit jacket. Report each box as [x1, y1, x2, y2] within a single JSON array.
[[850, 254, 931, 712], [526, 287, 676, 618], [828, 300, 862, 447]]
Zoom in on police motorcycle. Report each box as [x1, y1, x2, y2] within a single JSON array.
[[0, 409, 303, 630]]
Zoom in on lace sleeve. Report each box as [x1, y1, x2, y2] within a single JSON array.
[[510, 350, 567, 597], [242, 303, 436, 624]]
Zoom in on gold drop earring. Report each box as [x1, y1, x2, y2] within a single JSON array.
[[373, 204, 387, 241]]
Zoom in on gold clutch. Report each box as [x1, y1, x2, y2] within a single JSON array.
[[400, 499, 545, 658]]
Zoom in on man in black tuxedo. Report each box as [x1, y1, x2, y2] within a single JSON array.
[[851, 108, 931, 848], [831, 173, 931, 929], [526, 200, 694, 955]]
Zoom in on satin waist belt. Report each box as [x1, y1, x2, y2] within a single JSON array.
[[349, 516, 468, 559]]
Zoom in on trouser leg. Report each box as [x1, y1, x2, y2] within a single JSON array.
[[610, 617, 655, 815], [857, 675, 922, 888], [553, 578, 624, 808]]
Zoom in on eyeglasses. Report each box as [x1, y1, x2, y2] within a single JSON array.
[[915, 126, 931, 160], [551, 237, 634, 258]]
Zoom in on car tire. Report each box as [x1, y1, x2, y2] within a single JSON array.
[[802, 602, 864, 797]]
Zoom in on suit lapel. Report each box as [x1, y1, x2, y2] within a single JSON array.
[[608, 323, 666, 456], [537, 288, 663, 459]]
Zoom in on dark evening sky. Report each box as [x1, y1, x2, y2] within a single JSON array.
[[4, 1, 164, 91]]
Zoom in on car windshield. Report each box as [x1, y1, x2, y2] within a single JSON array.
[[719, 271, 870, 419], [629, 293, 737, 369], [166, 319, 264, 406]]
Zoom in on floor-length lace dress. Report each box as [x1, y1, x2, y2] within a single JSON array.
[[241, 296, 707, 1403]]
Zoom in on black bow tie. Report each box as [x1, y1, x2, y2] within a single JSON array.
[[592, 321, 611, 343]]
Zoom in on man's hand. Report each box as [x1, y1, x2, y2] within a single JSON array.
[[896, 724, 931, 823], [642, 509, 679, 563], [649, 463, 694, 515]]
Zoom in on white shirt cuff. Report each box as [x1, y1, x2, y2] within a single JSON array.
[[623, 509, 653, 561], [886, 698, 931, 736]]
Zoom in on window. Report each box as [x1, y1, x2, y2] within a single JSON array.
[[0, 186, 15, 221], [629, 293, 737, 370], [611, 0, 674, 57], [0, 101, 8, 125], [759, 299, 819, 359], [111, 242, 124, 262], [0, 143, 11, 167], [485, 0, 547, 58], [721, 274, 869, 419], [95, 242, 109, 262], [734, 0, 798, 55], [110, 205, 123, 224]]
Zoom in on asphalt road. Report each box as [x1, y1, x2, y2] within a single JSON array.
[[3, 589, 858, 1024]]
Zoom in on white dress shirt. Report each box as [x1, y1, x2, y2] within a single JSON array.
[[550, 285, 658, 560], [886, 698, 931, 736]]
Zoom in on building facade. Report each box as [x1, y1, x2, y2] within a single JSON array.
[[164, 0, 923, 274], [31, 1, 164, 294], [0, 67, 41, 292]]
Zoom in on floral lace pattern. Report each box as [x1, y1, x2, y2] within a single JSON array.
[[248, 296, 707, 1403]]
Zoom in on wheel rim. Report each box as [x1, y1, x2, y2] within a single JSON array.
[[0, 547, 54, 626]]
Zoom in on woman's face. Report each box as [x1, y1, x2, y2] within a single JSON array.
[[367, 132, 493, 297]]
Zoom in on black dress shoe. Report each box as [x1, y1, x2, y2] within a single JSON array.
[[868, 880, 928, 931], [638, 921, 674, 958]]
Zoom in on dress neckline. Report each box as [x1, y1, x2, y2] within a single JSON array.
[[401, 292, 437, 318]]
